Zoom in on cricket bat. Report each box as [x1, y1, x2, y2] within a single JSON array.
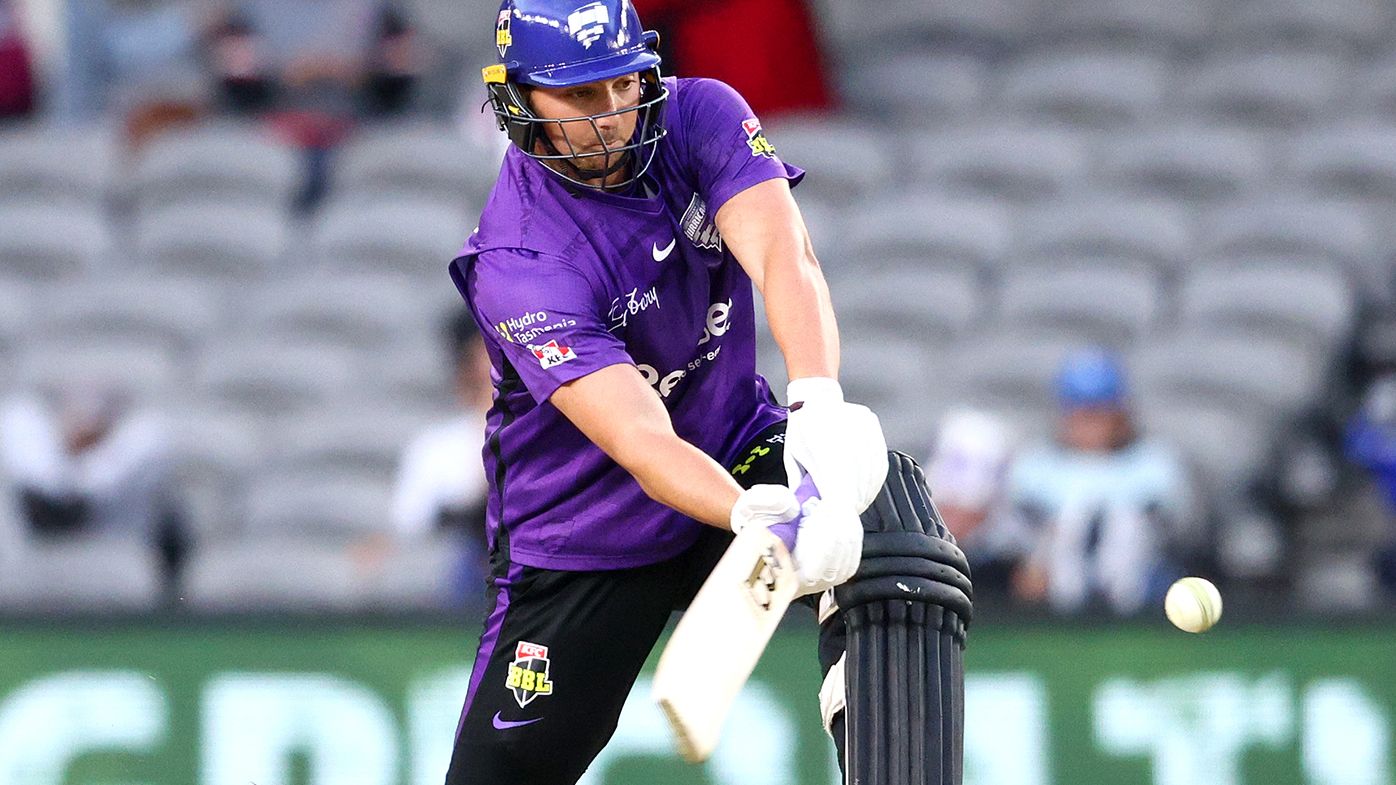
[[652, 525, 800, 763]]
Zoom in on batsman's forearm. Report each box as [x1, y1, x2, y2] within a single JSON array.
[[615, 432, 744, 529], [763, 248, 839, 383]]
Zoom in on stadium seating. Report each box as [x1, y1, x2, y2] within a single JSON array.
[[998, 50, 1169, 127], [130, 123, 300, 210], [0, 537, 163, 612], [133, 202, 291, 276], [8, 0, 1396, 610], [0, 125, 116, 208], [0, 203, 110, 279]]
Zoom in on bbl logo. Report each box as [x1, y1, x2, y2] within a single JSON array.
[[742, 117, 777, 158], [506, 641, 555, 708], [496, 9, 512, 57]]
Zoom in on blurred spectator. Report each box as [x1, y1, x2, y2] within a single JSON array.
[[207, 0, 426, 206], [924, 408, 1025, 594], [1008, 349, 1195, 615], [391, 309, 490, 545], [1343, 374, 1396, 598], [350, 310, 491, 601], [631, 0, 832, 118], [0, 0, 36, 119], [0, 386, 189, 595], [51, 0, 207, 137]]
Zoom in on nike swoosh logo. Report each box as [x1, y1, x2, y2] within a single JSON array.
[[492, 711, 543, 730], [652, 238, 677, 262]]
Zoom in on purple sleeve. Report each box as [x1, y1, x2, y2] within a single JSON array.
[[458, 249, 633, 404], [680, 78, 805, 217]]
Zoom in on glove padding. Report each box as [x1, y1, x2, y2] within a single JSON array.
[[730, 482, 862, 597], [783, 378, 889, 514]]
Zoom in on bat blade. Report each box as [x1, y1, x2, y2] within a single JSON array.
[[652, 527, 799, 763]]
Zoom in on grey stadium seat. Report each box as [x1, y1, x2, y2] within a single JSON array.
[[763, 118, 894, 200], [167, 405, 268, 536], [196, 339, 361, 413], [0, 537, 162, 612], [944, 329, 1084, 418], [1359, 56, 1396, 119], [0, 204, 110, 279], [1012, 200, 1193, 268], [134, 202, 290, 276], [1197, 199, 1379, 268], [996, 265, 1163, 346], [998, 50, 1168, 127], [0, 282, 33, 349], [243, 467, 394, 538], [267, 405, 438, 476], [131, 123, 300, 209], [336, 123, 502, 206], [1178, 263, 1357, 350], [817, 0, 1031, 53], [840, 194, 1011, 271], [184, 538, 365, 612], [838, 52, 988, 122], [1136, 395, 1275, 501], [838, 336, 947, 454], [18, 339, 185, 404], [0, 124, 116, 207], [311, 197, 471, 275], [1097, 125, 1269, 200], [32, 277, 223, 352], [238, 274, 432, 350], [1130, 328, 1326, 416], [910, 125, 1089, 200], [1037, 0, 1216, 49], [1285, 124, 1396, 199], [1179, 50, 1348, 126], [361, 533, 465, 610], [797, 198, 845, 263], [1216, 0, 1392, 51], [367, 336, 456, 405], [832, 266, 985, 340]]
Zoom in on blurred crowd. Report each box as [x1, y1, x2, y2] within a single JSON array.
[[4, 0, 1396, 616]]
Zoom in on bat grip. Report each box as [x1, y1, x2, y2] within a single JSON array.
[[769, 473, 820, 553]]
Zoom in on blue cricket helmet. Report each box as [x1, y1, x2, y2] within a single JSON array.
[[1055, 347, 1128, 409], [483, 0, 668, 191]]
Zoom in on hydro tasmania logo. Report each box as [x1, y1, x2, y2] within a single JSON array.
[[506, 641, 555, 708]]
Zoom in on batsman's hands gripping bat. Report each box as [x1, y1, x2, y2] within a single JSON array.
[[731, 480, 862, 597], [783, 377, 889, 514]]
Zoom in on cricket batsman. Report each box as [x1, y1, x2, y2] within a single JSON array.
[[445, 2, 973, 782]]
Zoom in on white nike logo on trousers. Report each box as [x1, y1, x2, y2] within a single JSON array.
[[652, 238, 677, 261]]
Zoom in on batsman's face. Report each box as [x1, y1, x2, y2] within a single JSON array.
[[529, 73, 642, 159]]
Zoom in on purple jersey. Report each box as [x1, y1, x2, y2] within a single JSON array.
[[449, 77, 802, 571]]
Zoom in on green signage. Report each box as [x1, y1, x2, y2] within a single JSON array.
[[0, 620, 1390, 784]]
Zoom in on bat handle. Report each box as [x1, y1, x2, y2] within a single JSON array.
[[769, 473, 819, 553], [794, 471, 820, 506]]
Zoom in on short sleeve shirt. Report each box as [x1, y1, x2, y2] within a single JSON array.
[[449, 77, 800, 570]]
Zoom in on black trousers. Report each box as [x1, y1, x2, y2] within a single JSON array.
[[444, 421, 847, 784]]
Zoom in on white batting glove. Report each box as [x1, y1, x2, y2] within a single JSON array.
[[784, 377, 889, 514], [729, 485, 800, 536], [790, 495, 863, 596], [730, 480, 863, 597]]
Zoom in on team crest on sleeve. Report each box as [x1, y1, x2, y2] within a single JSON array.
[[505, 641, 555, 708], [742, 118, 777, 158], [529, 339, 578, 369], [496, 9, 512, 57], [681, 194, 724, 251]]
